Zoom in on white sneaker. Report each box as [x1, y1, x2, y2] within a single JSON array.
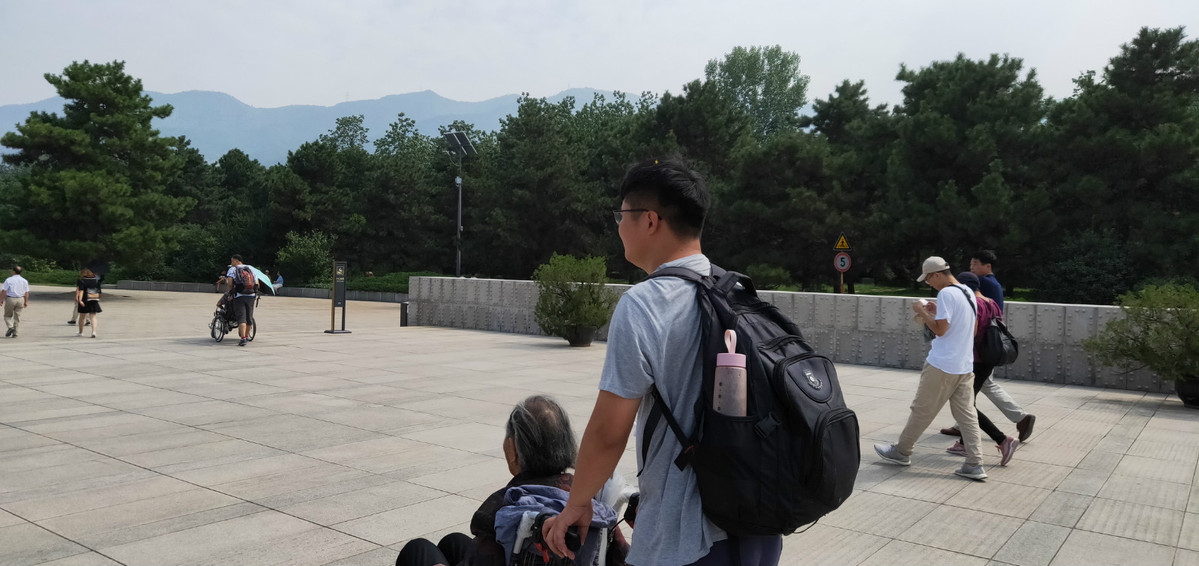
[[76, 332, 83, 337], [90, 333, 97, 338]]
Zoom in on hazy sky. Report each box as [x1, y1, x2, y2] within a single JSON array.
[[1, 1, 1194, 108]]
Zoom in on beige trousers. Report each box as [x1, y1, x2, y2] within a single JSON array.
[[897, 362, 985, 466], [4, 297, 23, 331]]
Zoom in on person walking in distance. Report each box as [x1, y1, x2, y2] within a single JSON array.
[[217, 254, 256, 347], [941, 250, 1036, 442], [74, 268, 103, 338], [1, 265, 30, 338], [876, 256, 988, 481]]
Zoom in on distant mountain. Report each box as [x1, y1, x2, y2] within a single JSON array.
[[0, 88, 613, 165]]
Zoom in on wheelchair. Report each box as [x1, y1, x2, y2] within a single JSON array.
[[209, 296, 258, 342]]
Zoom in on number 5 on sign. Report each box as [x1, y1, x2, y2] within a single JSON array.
[[834, 252, 852, 273]]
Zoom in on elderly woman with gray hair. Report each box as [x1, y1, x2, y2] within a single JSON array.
[[397, 395, 628, 566]]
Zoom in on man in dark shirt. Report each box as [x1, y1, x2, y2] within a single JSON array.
[[970, 250, 1004, 311]]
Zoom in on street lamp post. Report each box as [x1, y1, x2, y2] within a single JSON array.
[[443, 132, 476, 277]]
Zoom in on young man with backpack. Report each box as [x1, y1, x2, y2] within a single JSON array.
[[875, 256, 989, 481], [217, 254, 257, 346], [544, 157, 785, 566]]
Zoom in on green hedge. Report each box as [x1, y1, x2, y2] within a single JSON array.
[[21, 268, 80, 286], [343, 271, 443, 294]]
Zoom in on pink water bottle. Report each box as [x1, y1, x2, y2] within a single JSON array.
[[713, 329, 748, 416]]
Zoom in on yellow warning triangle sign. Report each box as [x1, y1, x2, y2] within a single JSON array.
[[834, 233, 852, 250]]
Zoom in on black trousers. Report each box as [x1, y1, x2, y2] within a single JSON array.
[[681, 535, 783, 566], [396, 533, 472, 566], [973, 363, 1007, 444]]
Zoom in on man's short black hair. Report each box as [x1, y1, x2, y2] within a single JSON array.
[[971, 250, 998, 267], [231, 254, 244, 262], [11, 265, 20, 275], [619, 156, 709, 240]]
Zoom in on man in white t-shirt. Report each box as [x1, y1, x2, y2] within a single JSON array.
[[1, 265, 30, 338], [875, 256, 988, 481]]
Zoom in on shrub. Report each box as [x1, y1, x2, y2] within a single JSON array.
[[533, 254, 618, 343], [1037, 230, 1134, 305], [745, 263, 791, 290], [1083, 283, 1199, 382], [275, 230, 335, 286], [346, 271, 442, 294]]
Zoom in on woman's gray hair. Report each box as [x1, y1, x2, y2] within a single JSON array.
[[505, 395, 577, 475]]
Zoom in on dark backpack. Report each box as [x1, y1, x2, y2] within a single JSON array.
[[977, 300, 1019, 366], [642, 265, 860, 535], [233, 266, 256, 295]]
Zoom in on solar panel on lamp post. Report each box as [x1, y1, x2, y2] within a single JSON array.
[[443, 132, 476, 277]]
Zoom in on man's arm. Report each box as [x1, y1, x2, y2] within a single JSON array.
[[912, 301, 949, 336], [543, 390, 641, 560], [0, 289, 7, 302]]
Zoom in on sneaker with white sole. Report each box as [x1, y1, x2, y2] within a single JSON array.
[[874, 443, 911, 466], [955, 463, 988, 481], [998, 436, 1019, 466], [946, 441, 966, 456]]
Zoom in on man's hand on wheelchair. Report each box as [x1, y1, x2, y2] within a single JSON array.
[[542, 498, 592, 561]]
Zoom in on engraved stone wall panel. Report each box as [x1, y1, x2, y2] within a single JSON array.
[[857, 332, 883, 368], [833, 295, 858, 329], [1095, 365, 1127, 390], [1035, 304, 1066, 345], [1032, 344, 1066, 384], [1063, 347, 1095, 387], [790, 294, 816, 330], [1065, 306, 1097, 345], [1006, 302, 1036, 343], [856, 297, 882, 332], [833, 329, 859, 364], [814, 295, 836, 330], [879, 297, 909, 333]]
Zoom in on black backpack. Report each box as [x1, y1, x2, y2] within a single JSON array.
[[977, 301, 1019, 366], [642, 265, 860, 535]]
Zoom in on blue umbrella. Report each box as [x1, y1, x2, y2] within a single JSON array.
[[245, 265, 276, 295]]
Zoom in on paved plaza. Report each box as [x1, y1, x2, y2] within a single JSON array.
[[3, 286, 1199, 566]]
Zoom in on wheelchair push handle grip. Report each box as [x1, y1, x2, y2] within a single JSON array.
[[531, 513, 581, 552]]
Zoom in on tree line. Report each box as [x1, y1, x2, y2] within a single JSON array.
[[1, 27, 1196, 304]]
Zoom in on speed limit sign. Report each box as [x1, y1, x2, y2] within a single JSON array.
[[834, 252, 852, 273]]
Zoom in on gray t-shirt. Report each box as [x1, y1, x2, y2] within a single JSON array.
[[598, 253, 726, 566]]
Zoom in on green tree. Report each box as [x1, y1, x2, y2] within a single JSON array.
[[704, 45, 810, 138], [0, 60, 193, 269], [1046, 27, 1199, 283]]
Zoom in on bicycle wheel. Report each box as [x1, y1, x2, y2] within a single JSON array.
[[247, 317, 257, 342], [211, 313, 226, 342]]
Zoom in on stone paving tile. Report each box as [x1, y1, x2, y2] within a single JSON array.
[[780, 523, 889, 566], [1029, 491, 1093, 528], [1115, 454, 1196, 485], [945, 481, 1053, 519], [1180, 513, 1199, 552], [1056, 468, 1112, 496], [1049, 529, 1175, 566], [898, 505, 1024, 558], [30, 551, 125, 566], [36, 491, 255, 548], [0, 523, 88, 566], [100, 510, 375, 566], [1177, 549, 1199, 566], [868, 468, 972, 504], [820, 490, 938, 538], [1075, 497, 1184, 546], [334, 494, 480, 546], [278, 480, 444, 525], [4, 476, 196, 522], [1097, 475, 1191, 511], [859, 539, 988, 566], [407, 457, 509, 495], [991, 521, 1071, 566], [316, 547, 396, 566], [985, 460, 1074, 490], [0, 510, 25, 528]]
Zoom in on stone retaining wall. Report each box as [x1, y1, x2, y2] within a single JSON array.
[[409, 276, 1163, 393], [116, 280, 408, 303]]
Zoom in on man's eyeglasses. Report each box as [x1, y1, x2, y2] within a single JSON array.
[[612, 209, 651, 225]]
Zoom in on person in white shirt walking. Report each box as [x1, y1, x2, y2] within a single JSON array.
[[1, 265, 31, 338], [875, 256, 988, 481]]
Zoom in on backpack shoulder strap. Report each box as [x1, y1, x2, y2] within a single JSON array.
[[953, 285, 977, 317]]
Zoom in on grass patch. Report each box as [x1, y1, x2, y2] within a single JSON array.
[[21, 269, 80, 286], [344, 271, 443, 294]]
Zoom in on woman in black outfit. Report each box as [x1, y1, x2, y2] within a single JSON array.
[[75, 268, 102, 338]]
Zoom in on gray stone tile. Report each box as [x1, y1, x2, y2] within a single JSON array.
[[3, 476, 196, 522], [1049, 530, 1175, 566], [1180, 513, 1199, 552], [30, 551, 125, 565], [279, 480, 444, 525], [1097, 475, 1190, 511], [898, 505, 1024, 558], [37, 490, 253, 548], [1056, 469, 1111, 496], [945, 481, 1053, 519], [1076, 497, 1184, 546], [1029, 491, 1092, 528], [859, 539, 988, 566], [0, 523, 88, 566], [316, 547, 396, 566], [779, 523, 889, 566], [992, 521, 1071, 566], [334, 494, 480, 546], [1115, 455, 1196, 484], [821, 490, 938, 538], [868, 469, 971, 504]]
